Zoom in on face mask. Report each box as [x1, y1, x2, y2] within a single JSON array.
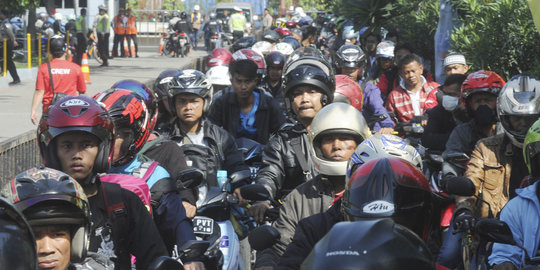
[[442, 95, 459, 111], [474, 105, 497, 127]]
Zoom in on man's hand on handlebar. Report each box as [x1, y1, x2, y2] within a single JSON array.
[[247, 202, 271, 224]]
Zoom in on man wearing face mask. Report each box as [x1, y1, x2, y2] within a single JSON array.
[[422, 74, 467, 151], [442, 70, 505, 177]]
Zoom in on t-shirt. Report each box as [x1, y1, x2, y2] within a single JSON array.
[[36, 58, 86, 111], [237, 91, 259, 140]]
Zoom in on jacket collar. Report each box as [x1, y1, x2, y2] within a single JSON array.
[[399, 75, 427, 92], [516, 180, 540, 208]]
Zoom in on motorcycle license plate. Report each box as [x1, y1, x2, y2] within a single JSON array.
[[180, 39, 186, 46], [193, 216, 214, 235]]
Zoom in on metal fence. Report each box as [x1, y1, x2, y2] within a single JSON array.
[[0, 130, 41, 185], [0, 55, 208, 186]]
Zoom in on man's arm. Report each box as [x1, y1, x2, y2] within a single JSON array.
[[254, 134, 287, 199], [488, 200, 525, 268], [31, 89, 45, 125]]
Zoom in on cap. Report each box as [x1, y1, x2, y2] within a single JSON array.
[[194, 5, 200, 11], [234, 6, 242, 11], [444, 53, 467, 67]]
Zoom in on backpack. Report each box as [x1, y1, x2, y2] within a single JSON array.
[[100, 161, 158, 214]]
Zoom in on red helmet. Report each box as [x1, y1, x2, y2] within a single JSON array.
[[232, 48, 267, 75], [342, 157, 432, 240], [285, 21, 296, 29], [274, 27, 292, 38], [334, 74, 364, 112], [38, 95, 115, 179], [461, 70, 505, 101], [111, 80, 158, 133], [207, 48, 233, 67], [94, 89, 151, 166]]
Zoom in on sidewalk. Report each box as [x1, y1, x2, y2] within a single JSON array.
[[0, 48, 208, 142]]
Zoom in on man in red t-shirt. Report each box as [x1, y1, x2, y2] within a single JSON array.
[[31, 35, 86, 124]]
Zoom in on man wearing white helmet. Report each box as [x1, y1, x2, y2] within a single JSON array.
[[255, 103, 371, 269], [190, 5, 202, 49]]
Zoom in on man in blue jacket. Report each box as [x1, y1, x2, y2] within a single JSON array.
[[488, 119, 540, 270]]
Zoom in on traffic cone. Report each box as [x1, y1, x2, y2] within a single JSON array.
[[159, 37, 164, 54], [129, 39, 136, 56], [123, 37, 129, 56], [81, 53, 91, 84]]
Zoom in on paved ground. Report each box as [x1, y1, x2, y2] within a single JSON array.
[[0, 47, 207, 142]]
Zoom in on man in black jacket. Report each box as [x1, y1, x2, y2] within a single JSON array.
[[208, 59, 285, 144], [163, 69, 249, 218], [37, 95, 169, 269], [422, 74, 468, 151], [236, 58, 335, 223]]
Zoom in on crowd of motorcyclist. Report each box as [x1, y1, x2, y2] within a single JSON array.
[[2, 6, 540, 270]]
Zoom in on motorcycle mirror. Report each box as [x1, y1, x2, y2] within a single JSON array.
[[442, 176, 476, 196], [248, 224, 280, 251], [240, 184, 271, 201], [475, 219, 516, 245], [179, 240, 210, 260], [445, 152, 470, 161], [229, 170, 252, 184], [177, 168, 204, 189], [148, 256, 183, 270]]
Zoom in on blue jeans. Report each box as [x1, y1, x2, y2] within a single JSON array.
[[190, 29, 200, 48], [437, 216, 463, 269]]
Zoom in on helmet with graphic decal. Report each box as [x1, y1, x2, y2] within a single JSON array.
[[94, 89, 152, 166], [2, 167, 91, 263], [168, 69, 213, 115], [111, 80, 159, 133], [342, 157, 432, 240], [154, 69, 182, 115], [38, 95, 115, 185]]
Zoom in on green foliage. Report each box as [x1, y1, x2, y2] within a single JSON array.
[[1, 0, 40, 16], [160, 0, 186, 11], [383, 0, 439, 61], [450, 0, 540, 79]]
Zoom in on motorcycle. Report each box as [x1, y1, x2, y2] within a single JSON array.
[[194, 170, 253, 270], [209, 33, 221, 51]]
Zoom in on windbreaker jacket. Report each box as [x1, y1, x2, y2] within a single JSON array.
[[385, 80, 439, 123], [489, 181, 540, 268]]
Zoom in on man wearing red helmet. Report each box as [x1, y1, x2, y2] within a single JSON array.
[[37, 95, 170, 269]]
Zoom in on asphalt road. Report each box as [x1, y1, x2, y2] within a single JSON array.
[[0, 48, 207, 142]]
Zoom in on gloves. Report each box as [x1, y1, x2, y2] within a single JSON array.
[[453, 209, 476, 232]]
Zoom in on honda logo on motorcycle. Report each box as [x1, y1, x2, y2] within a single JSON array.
[[362, 200, 395, 214]]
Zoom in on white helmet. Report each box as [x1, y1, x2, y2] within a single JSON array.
[[497, 74, 540, 147], [194, 5, 200, 11], [205, 66, 231, 86], [272, 42, 294, 57], [376, 40, 395, 59], [54, 12, 63, 21], [348, 133, 423, 177], [252, 41, 274, 56], [309, 103, 371, 176]]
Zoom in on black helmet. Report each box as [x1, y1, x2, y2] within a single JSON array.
[[50, 35, 66, 57], [301, 219, 435, 270], [168, 69, 213, 115], [281, 36, 301, 50], [232, 36, 256, 52], [0, 196, 37, 270], [180, 11, 187, 19], [262, 30, 280, 43], [283, 56, 335, 103], [342, 157, 432, 240], [154, 69, 182, 102], [265, 51, 286, 69], [336, 44, 366, 69], [1, 167, 91, 263]]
